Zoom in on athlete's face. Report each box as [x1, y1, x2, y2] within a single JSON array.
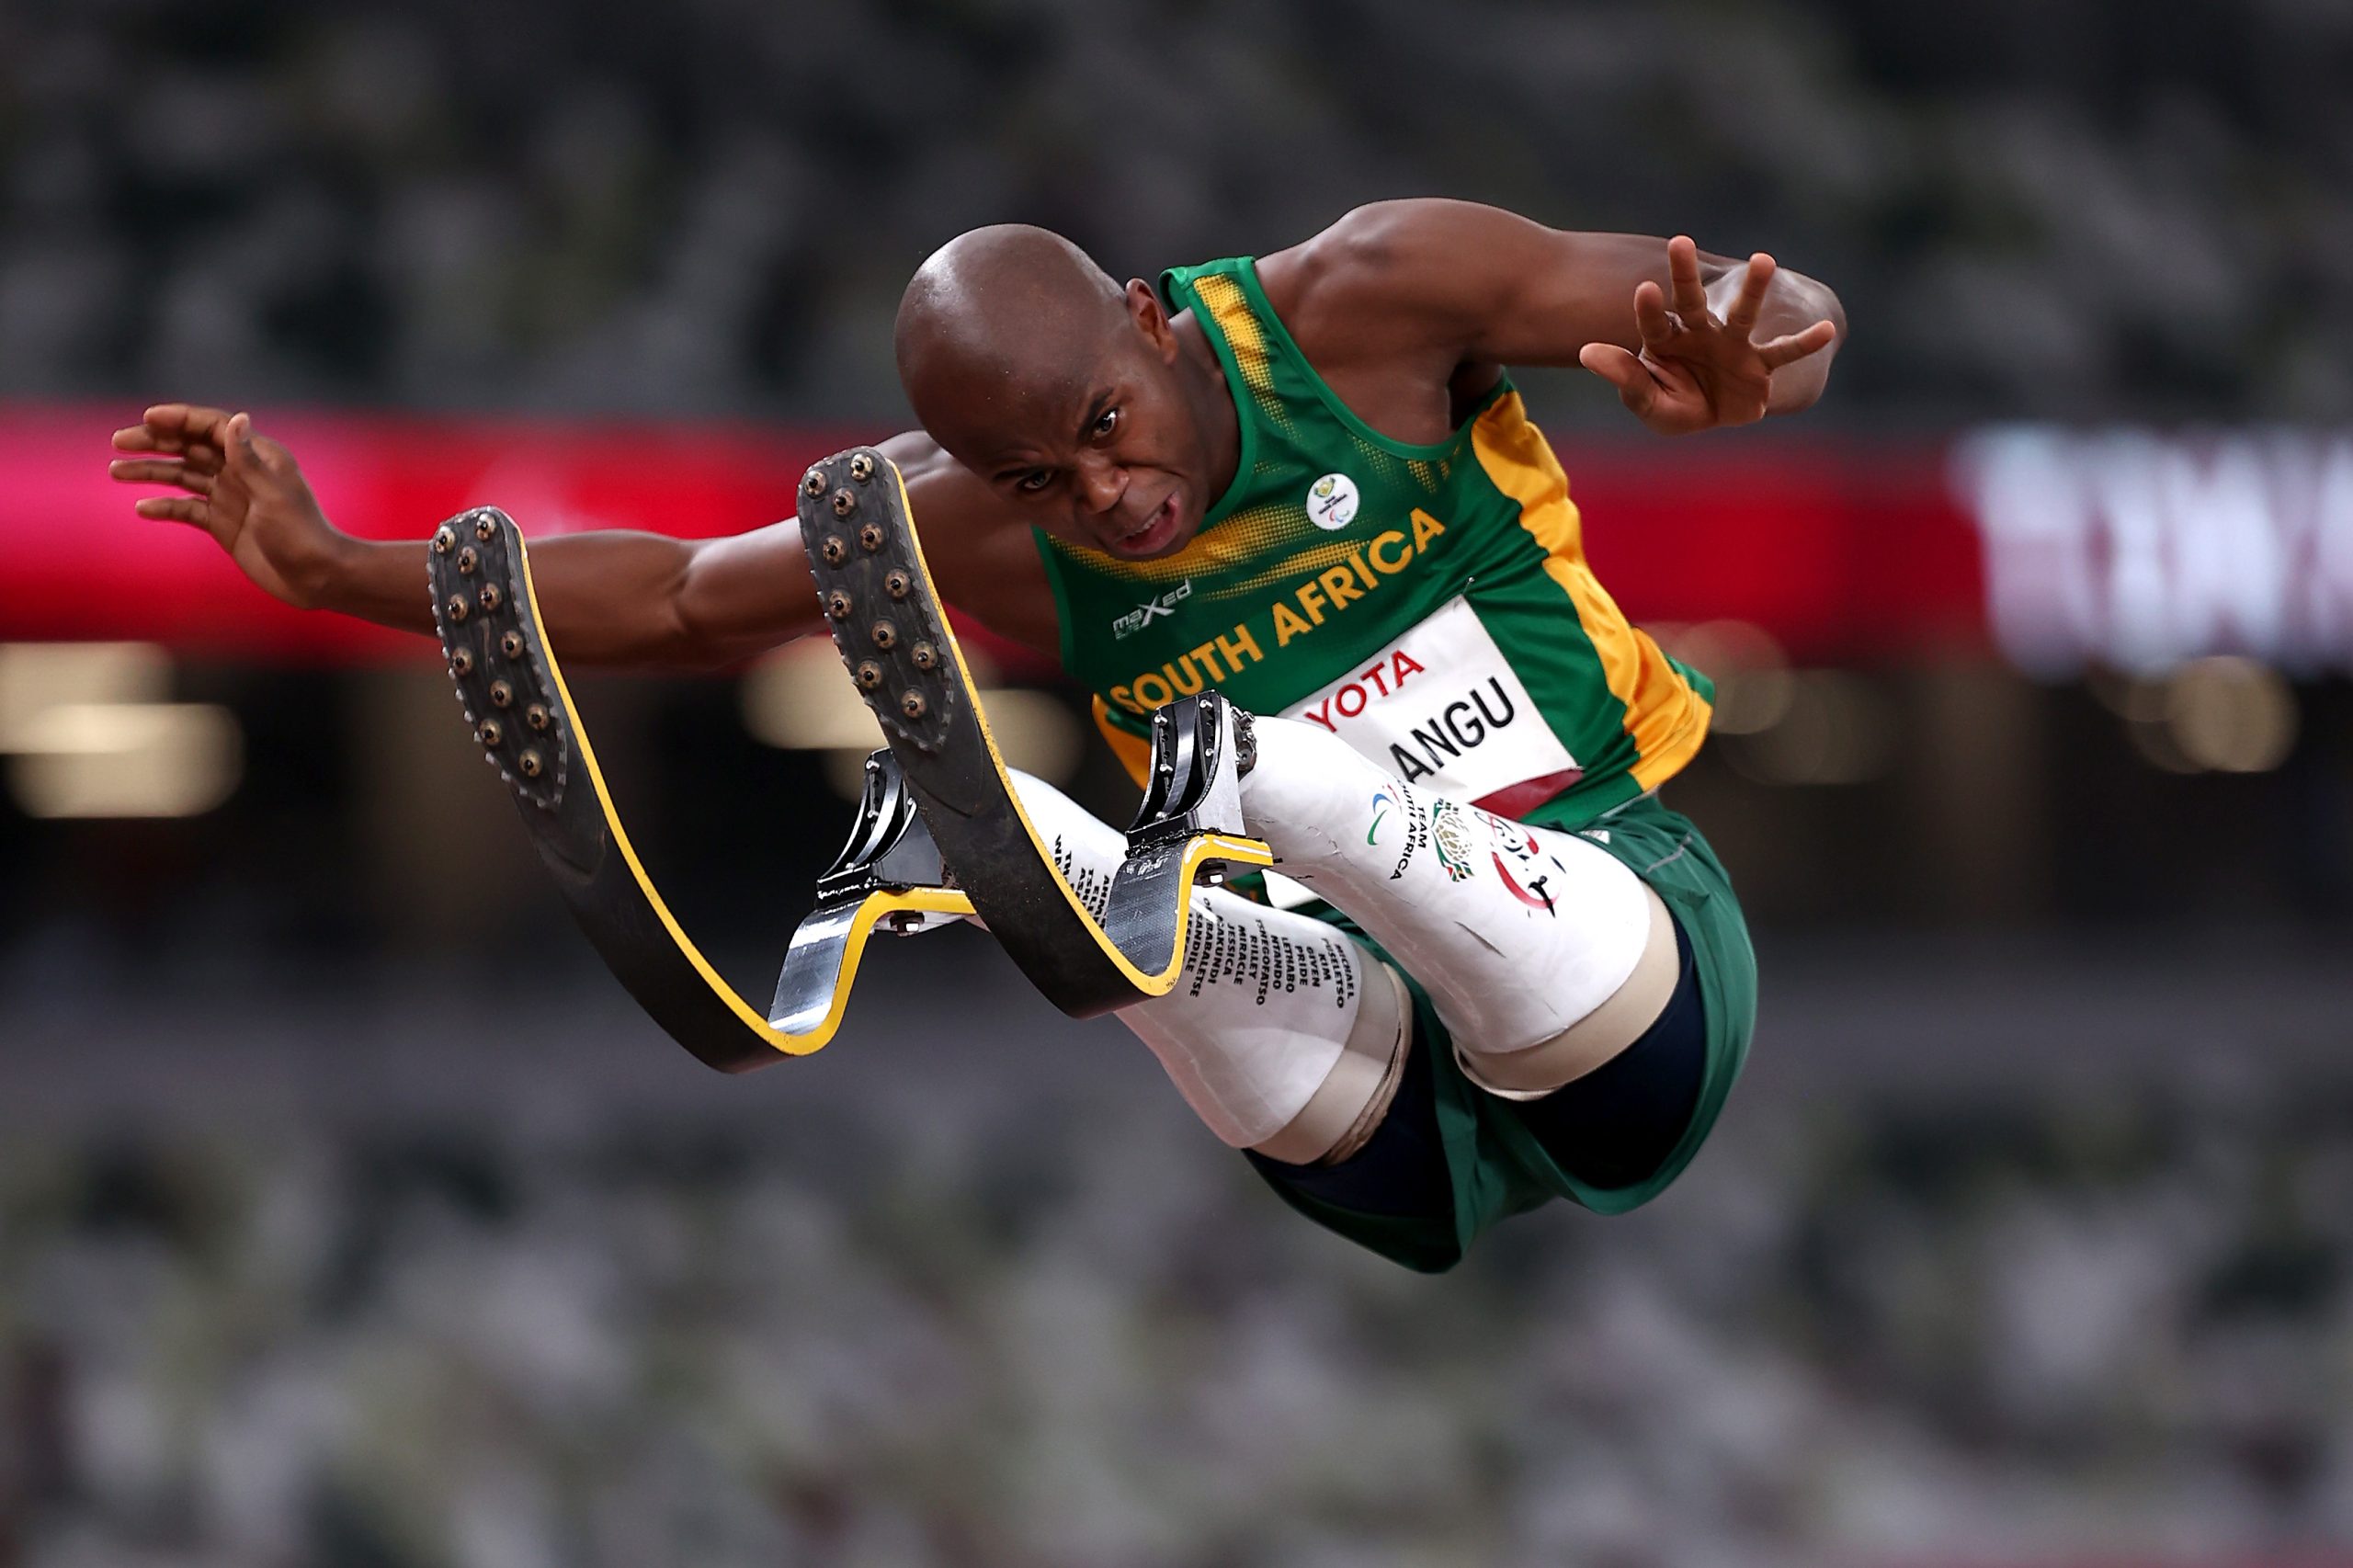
[[954, 283, 1215, 561]]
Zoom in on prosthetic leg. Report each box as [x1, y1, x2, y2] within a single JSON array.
[[427, 506, 971, 1072], [426, 449, 1270, 1074]]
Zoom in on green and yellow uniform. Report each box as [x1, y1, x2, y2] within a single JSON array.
[[1034, 256, 1758, 1269]]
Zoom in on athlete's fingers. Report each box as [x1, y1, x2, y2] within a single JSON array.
[[1757, 319, 1839, 369], [134, 494, 213, 528], [222, 413, 288, 481], [108, 437, 222, 474], [1632, 279, 1676, 349], [108, 457, 217, 494], [115, 408, 229, 462], [1722, 253, 1775, 336], [1577, 341, 1638, 386], [1666, 235, 1710, 323], [1578, 343, 1657, 413], [143, 403, 233, 446]]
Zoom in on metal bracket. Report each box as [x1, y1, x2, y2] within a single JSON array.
[[1126, 692, 1252, 853], [813, 749, 954, 930]]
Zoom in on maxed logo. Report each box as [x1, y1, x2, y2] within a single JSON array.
[[1111, 579, 1193, 641]]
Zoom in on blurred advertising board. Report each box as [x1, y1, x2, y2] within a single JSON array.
[[1955, 426, 2353, 676], [4, 404, 2345, 676]]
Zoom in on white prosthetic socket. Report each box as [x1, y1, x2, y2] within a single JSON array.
[[1005, 771, 1410, 1164], [1237, 715, 1677, 1097]]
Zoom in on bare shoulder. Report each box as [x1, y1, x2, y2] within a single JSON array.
[[1254, 199, 1495, 371]]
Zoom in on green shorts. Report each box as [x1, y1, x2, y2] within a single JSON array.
[[1253, 792, 1758, 1272]]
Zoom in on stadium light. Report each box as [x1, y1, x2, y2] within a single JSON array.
[[0, 642, 245, 818], [7, 702, 244, 818], [0, 642, 172, 748]]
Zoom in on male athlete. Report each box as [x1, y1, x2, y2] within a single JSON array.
[[111, 199, 1843, 1271]]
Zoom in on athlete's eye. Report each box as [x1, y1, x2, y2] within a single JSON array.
[[1016, 471, 1053, 494], [1092, 407, 1120, 439]]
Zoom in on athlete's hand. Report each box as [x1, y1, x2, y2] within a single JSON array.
[[109, 404, 352, 609], [1577, 236, 1839, 436]]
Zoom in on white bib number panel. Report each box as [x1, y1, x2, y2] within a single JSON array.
[[1277, 597, 1581, 815]]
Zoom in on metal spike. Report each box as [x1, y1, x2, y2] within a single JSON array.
[[820, 536, 848, 567], [855, 661, 883, 691], [451, 648, 474, 676], [848, 452, 876, 483], [488, 680, 513, 709], [900, 691, 927, 720], [825, 590, 853, 620], [478, 584, 503, 612], [870, 619, 898, 650], [803, 468, 827, 497], [911, 642, 938, 671], [478, 718, 504, 747], [446, 595, 470, 624], [517, 749, 543, 778], [474, 516, 496, 541], [884, 569, 912, 600], [526, 704, 551, 733], [432, 527, 456, 555], [858, 522, 886, 551], [500, 631, 525, 659], [831, 488, 857, 517], [457, 547, 478, 574]]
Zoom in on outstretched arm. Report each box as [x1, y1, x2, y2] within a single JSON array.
[[110, 404, 833, 668], [1290, 199, 1847, 434]]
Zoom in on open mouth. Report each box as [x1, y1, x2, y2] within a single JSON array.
[[1110, 492, 1182, 556]]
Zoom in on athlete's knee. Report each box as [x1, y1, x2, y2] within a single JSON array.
[[1452, 881, 1681, 1092]]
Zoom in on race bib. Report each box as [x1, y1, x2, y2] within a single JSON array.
[[1279, 597, 1581, 815]]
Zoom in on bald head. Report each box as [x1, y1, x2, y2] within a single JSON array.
[[894, 225, 1134, 449]]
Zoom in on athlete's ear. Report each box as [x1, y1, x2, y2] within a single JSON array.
[[1125, 278, 1178, 362]]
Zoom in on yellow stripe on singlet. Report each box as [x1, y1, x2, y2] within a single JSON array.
[[1470, 392, 1712, 792], [1192, 273, 1279, 399]]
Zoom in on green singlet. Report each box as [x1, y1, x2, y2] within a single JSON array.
[[1032, 255, 1758, 1270]]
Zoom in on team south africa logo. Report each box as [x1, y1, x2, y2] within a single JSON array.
[[1306, 472, 1360, 530], [1427, 797, 1478, 882]]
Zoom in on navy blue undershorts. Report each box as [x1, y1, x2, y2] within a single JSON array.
[[1246, 915, 1705, 1220]]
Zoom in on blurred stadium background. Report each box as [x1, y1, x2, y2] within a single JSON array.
[[5, 1, 2353, 1563]]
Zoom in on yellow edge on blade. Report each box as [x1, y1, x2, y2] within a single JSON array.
[[881, 462, 1274, 999], [512, 531, 974, 1054]]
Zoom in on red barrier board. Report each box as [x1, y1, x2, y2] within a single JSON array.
[[0, 403, 1985, 666]]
